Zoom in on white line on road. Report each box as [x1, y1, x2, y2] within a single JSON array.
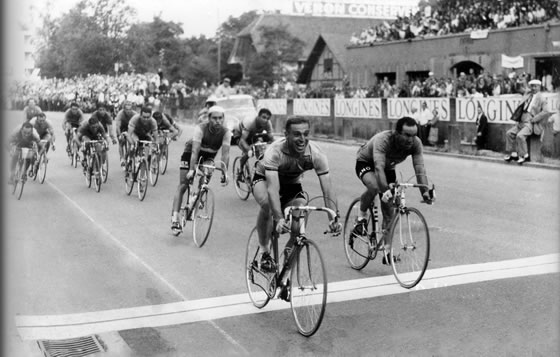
[[16, 253, 558, 341], [43, 181, 249, 355]]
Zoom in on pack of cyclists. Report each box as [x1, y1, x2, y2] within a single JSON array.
[[10, 97, 434, 272]]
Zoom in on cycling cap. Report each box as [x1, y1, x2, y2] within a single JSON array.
[[208, 106, 225, 115], [206, 95, 218, 103], [528, 79, 541, 86]]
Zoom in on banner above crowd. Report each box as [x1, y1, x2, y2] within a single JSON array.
[[292, 0, 417, 19]]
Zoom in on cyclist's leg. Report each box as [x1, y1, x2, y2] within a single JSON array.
[[356, 160, 379, 216], [252, 176, 271, 250], [171, 151, 191, 226], [380, 170, 397, 250], [80, 136, 92, 167], [9, 148, 19, 181]]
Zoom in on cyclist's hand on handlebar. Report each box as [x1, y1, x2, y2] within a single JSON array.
[[276, 218, 290, 234], [186, 169, 195, 181], [422, 191, 434, 205], [381, 188, 394, 203], [328, 219, 342, 236], [52, 143, 56, 151]]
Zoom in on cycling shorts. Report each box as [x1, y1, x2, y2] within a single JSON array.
[[252, 173, 306, 209], [355, 160, 396, 183], [180, 151, 217, 170]]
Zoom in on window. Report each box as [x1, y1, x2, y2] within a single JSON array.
[[324, 58, 333, 73]]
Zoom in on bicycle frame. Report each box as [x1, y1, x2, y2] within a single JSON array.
[[185, 159, 226, 216]]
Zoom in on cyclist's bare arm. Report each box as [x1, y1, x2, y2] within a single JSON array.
[[265, 169, 284, 222], [188, 141, 202, 175], [411, 151, 429, 193], [239, 129, 251, 153]]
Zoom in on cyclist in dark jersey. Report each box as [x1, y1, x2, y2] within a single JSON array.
[[29, 112, 56, 156], [75, 116, 110, 172], [89, 102, 117, 145], [8, 122, 40, 183], [62, 102, 85, 154], [170, 106, 231, 231], [115, 101, 137, 166]]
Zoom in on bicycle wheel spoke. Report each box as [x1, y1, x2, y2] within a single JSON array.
[[390, 208, 430, 289], [290, 240, 327, 337], [137, 161, 148, 201], [233, 157, 251, 200], [343, 198, 373, 270], [192, 189, 215, 247]]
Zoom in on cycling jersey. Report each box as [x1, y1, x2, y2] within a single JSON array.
[[115, 109, 137, 132], [184, 122, 231, 154], [78, 122, 106, 140], [154, 115, 173, 131], [23, 106, 43, 121], [128, 114, 157, 138], [64, 108, 85, 127], [89, 110, 113, 132], [356, 130, 424, 170], [255, 138, 329, 185], [10, 130, 40, 148], [241, 117, 273, 144], [29, 117, 54, 138]]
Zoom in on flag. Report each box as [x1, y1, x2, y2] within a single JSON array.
[[501, 54, 524, 69], [470, 29, 489, 39]]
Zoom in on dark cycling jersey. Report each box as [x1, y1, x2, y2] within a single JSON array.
[[29, 117, 54, 138], [64, 108, 85, 127], [78, 122, 106, 140], [184, 122, 231, 154], [128, 114, 157, 138], [89, 111, 113, 132], [115, 109, 137, 133]]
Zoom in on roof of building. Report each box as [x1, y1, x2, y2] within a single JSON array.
[[232, 13, 385, 61], [297, 33, 352, 84]]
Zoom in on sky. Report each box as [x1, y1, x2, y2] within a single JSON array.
[[9, 0, 419, 38]]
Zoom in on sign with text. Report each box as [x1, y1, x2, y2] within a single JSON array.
[[334, 98, 382, 118], [257, 99, 287, 115], [292, 0, 417, 19], [293, 98, 331, 117], [387, 98, 451, 121], [456, 93, 559, 124]]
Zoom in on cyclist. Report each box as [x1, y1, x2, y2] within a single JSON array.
[[115, 101, 137, 167], [127, 106, 158, 157], [235, 108, 274, 181], [28, 112, 56, 173], [75, 116, 111, 174], [196, 95, 218, 123], [62, 102, 86, 154], [152, 111, 179, 145], [22, 98, 43, 122], [8, 122, 40, 183], [89, 102, 117, 145], [171, 105, 231, 231], [252, 116, 341, 272], [352, 116, 433, 265]]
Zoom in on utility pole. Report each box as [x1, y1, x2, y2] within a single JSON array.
[[217, 39, 221, 81]]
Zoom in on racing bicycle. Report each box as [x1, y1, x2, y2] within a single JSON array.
[[245, 197, 340, 337], [11, 144, 37, 200], [32, 139, 50, 184], [172, 159, 227, 247], [82, 140, 106, 193], [124, 140, 152, 201], [343, 177, 435, 288], [232, 131, 270, 200]]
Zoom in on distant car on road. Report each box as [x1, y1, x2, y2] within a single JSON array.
[[215, 95, 257, 132]]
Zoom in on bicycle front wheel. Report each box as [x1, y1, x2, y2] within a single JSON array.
[[124, 159, 134, 195], [159, 145, 168, 174], [92, 154, 102, 193], [192, 188, 215, 247], [85, 157, 92, 188], [389, 207, 430, 289], [149, 155, 159, 186], [37, 153, 47, 184], [290, 239, 327, 337], [14, 161, 25, 200], [72, 142, 79, 168], [232, 157, 251, 200], [245, 227, 272, 308], [343, 198, 372, 270], [137, 159, 148, 201]]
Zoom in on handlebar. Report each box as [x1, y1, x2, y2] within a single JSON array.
[[282, 205, 340, 235], [195, 160, 227, 175]]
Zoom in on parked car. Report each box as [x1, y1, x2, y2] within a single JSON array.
[[215, 94, 257, 132]]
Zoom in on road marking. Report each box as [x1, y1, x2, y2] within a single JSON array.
[[16, 253, 558, 341], [44, 181, 249, 355]]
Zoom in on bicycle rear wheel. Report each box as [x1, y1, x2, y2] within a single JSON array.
[[101, 155, 109, 183], [192, 188, 215, 247], [159, 144, 168, 174], [290, 239, 327, 337], [245, 227, 272, 308], [232, 157, 251, 200], [389, 207, 430, 289], [37, 153, 47, 184], [85, 157, 92, 188], [72, 142, 79, 168], [92, 154, 102, 192], [14, 161, 25, 200], [137, 159, 148, 201], [343, 198, 372, 270], [149, 155, 159, 186]]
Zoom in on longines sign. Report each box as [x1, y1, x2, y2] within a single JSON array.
[[292, 0, 417, 19]]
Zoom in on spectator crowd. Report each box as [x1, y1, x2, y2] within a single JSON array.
[[350, 0, 558, 46]]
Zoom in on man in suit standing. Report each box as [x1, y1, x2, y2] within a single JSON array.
[[504, 79, 549, 164], [475, 104, 488, 150]]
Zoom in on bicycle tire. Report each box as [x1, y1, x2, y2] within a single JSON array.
[[343, 198, 372, 270], [72, 142, 79, 168], [124, 159, 134, 195], [192, 188, 215, 247], [137, 159, 148, 201], [12, 161, 20, 195], [244, 227, 272, 308], [232, 156, 251, 200], [101, 155, 109, 183], [149, 155, 159, 186], [38, 153, 47, 184], [290, 239, 327, 337], [159, 144, 168, 174], [92, 154, 102, 192], [85, 156, 92, 188], [389, 207, 430, 289], [31, 158, 38, 181]]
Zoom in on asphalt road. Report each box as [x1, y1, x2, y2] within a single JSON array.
[[3, 111, 559, 356]]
